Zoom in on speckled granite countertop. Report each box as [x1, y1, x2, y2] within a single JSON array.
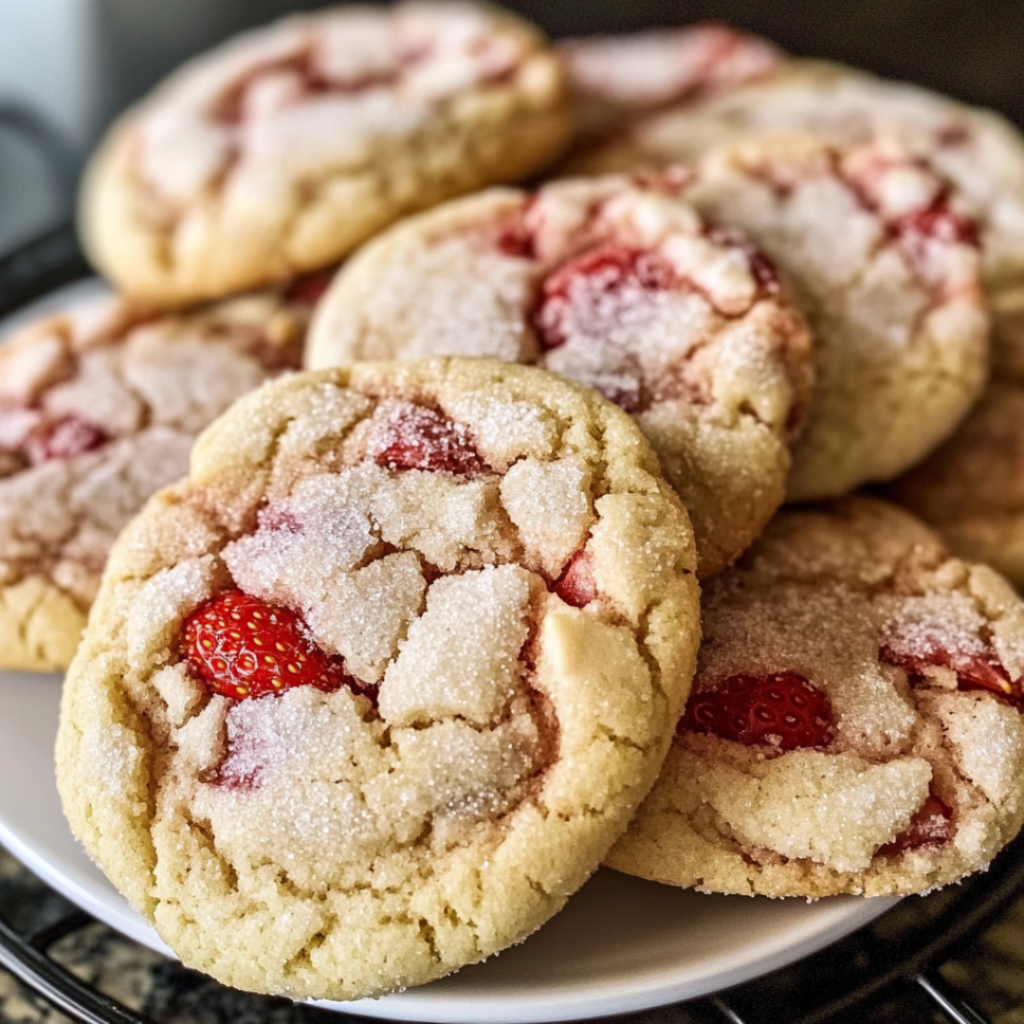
[[3, 844, 1024, 1024]]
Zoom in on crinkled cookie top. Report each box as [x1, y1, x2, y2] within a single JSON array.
[[81, 2, 570, 303], [557, 23, 782, 142], [676, 134, 988, 499]]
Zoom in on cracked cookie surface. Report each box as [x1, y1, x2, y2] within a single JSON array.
[[56, 357, 700, 1000], [570, 58, 1024, 364], [306, 175, 813, 577], [607, 496, 1024, 898], [0, 288, 309, 671], [79, 1, 570, 305], [633, 134, 986, 500]]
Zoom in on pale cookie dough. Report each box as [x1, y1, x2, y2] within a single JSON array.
[[632, 133, 985, 500], [0, 286, 311, 671], [557, 23, 781, 144], [607, 496, 1024, 898], [56, 358, 700, 1000], [306, 175, 813, 577], [80, 2, 571, 305], [570, 58, 1024, 363]]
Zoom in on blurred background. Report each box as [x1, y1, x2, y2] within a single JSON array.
[[1, 0, 1023, 258]]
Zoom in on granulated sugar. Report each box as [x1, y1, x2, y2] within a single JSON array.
[[381, 565, 533, 726], [699, 750, 932, 871]]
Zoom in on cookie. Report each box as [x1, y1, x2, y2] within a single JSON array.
[[607, 496, 1024, 898], [306, 175, 813, 577], [79, 2, 571, 305], [0, 285, 312, 671], [570, 58, 1024, 362], [56, 358, 700, 1000], [663, 134, 985, 499], [886, 380, 1024, 587], [557, 23, 781, 144]]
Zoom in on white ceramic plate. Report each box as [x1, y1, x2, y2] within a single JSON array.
[[0, 281, 896, 1023]]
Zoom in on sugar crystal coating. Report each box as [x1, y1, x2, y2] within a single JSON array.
[[568, 56, 1024, 357]]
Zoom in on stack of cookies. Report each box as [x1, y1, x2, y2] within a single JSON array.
[[1, 1, 1022, 1004]]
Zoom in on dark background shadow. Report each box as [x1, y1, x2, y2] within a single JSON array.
[[96, 0, 1024, 128]]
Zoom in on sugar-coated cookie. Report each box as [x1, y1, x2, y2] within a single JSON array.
[[306, 175, 813, 577], [607, 497, 1024, 898], [56, 358, 700, 1000], [557, 23, 781, 144], [0, 287, 311, 671], [885, 277, 1024, 588], [887, 379, 1024, 588], [570, 58, 1024, 362], [80, 2, 570, 304], [663, 134, 986, 500]]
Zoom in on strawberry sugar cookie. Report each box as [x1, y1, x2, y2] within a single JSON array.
[[56, 358, 700, 999], [607, 497, 1024, 898], [571, 58, 1024, 361], [80, 2, 570, 305], [0, 285, 311, 671], [884, 288, 1024, 589], [557, 23, 782, 144], [306, 175, 813, 577], [887, 377, 1024, 588], [669, 134, 987, 500]]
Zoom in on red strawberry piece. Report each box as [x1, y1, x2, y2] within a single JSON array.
[[373, 404, 486, 476], [877, 792, 954, 857], [181, 590, 365, 701], [678, 671, 835, 750], [534, 243, 675, 351], [284, 269, 335, 307], [25, 415, 109, 465], [494, 219, 536, 259], [704, 224, 780, 293], [880, 642, 1023, 709], [896, 199, 979, 249], [554, 551, 597, 608], [893, 197, 980, 285]]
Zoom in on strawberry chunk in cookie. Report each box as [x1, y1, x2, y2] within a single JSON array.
[[679, 671, 835, 751], [181, 590, 361, 701]]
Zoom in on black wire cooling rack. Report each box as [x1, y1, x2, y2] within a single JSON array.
[[2, 226, 1023, 1024], [1, 832, 1022, 1024]]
